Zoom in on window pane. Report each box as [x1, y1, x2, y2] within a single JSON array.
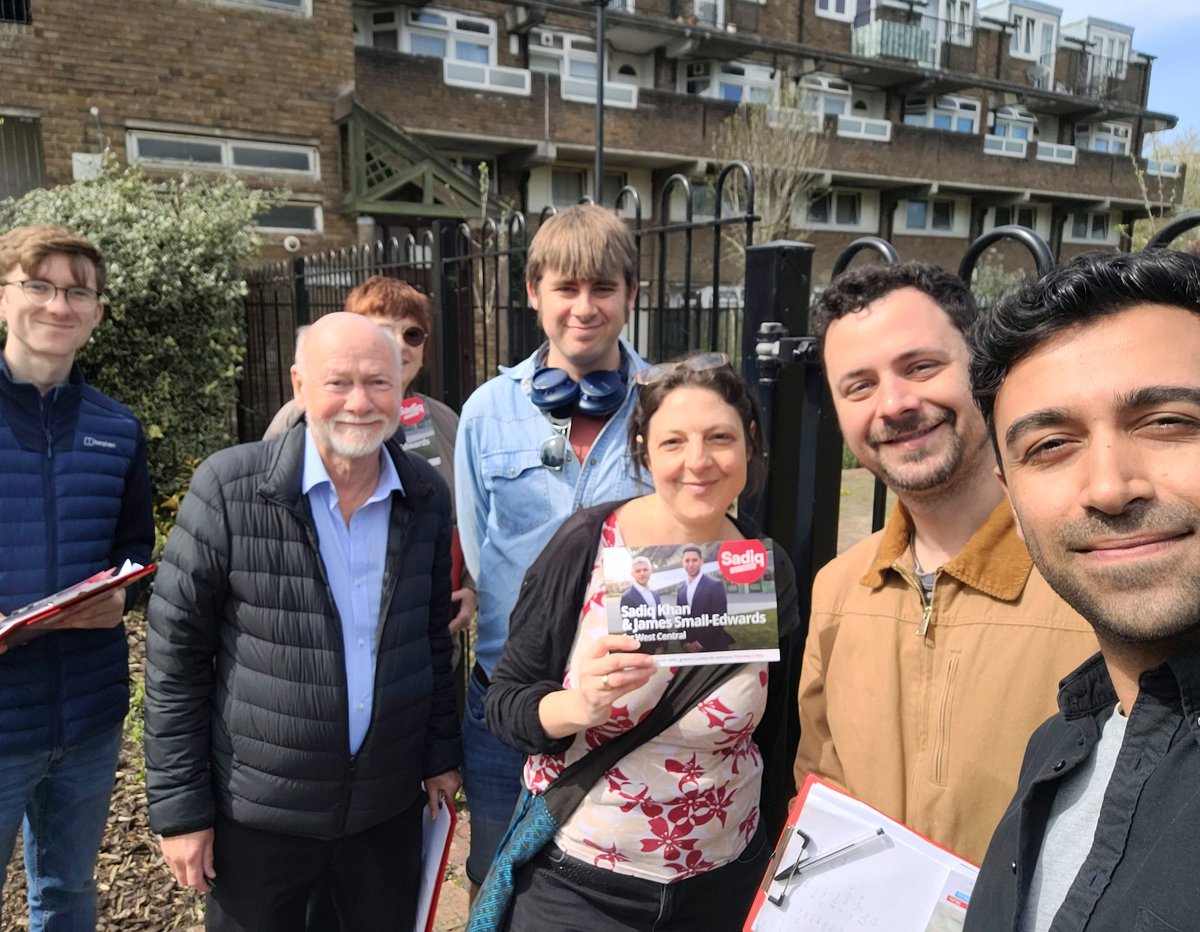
[[568, 58, 596, 80], [906, 200, 927, 229], [809, 194, 831, 224], [257, 204, 318, 230], [824, 97, 847, 115], [1018, 208, 1035, 229], [932, 113, 952, 129], [835, 194, 859, 225], [601, 173, 624, 209], [0, 1, 31, 23], [954, 117, 973, 133], [748, 87, 772, 104], [903, 113, 925, 127], [456, 41, 489, 64], [719, 83, 743, 102], [1012, 125, 1029, 140], [529, 52, 559, 75], [413, 12, 447, 26], [372, 30, 399, 50], [1071, 212, 1088, 238], [136, 137, 223, 164], [456, 18, 490, 34], [411, 34, 446, 57], [995, 207, 1012, 226], [551, 170, 585, 206], [932, 200, 954, 230], [1092, 214, 1108, 239], [232, 146, 311, 172], [0, 115, 44, 201]]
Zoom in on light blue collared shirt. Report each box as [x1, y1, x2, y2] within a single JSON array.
[[454, 338, 652, 676], [301, 428, 403, 755]]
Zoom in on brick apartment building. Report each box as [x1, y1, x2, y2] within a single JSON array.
[[0, 0, 1184, 284]]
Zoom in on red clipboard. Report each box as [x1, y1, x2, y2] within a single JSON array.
[[414, 798, 458, 932], [0, 563, 157, 647]]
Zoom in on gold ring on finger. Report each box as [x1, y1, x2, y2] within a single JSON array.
[[602, 673, 611, 689]]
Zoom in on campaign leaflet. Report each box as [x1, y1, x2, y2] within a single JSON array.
[[400, 396, 441, 467], [602, 539, 779, 667]]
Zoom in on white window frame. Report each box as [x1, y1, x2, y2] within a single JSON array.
[[693, 0, 725, 28], [529, 29, 639, 108], [127, 130, 320, 179], [1035, 141, 1077, 164], [682, 60, 775, 104], [1063, 209, 1119, 245], [214, 0, 311, 16], [799, 74, 853, 118], [941, 0, 974, 47], [1089, 26, 1130, 81], [255, 200, 324, 234], [402, 8, 496, 64], [902, 95, 980, 135], [897, 196, 967, 237], [1076, 121, 1130, 155], [798, 188, 878, 232], [815, 0, 854, 22], [1009, 9, 1057, 62]]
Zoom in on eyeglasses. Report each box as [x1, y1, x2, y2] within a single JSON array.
[[1, 279, 102, 314], [398, 326, 427, 349], [635, 352, 730, 386]]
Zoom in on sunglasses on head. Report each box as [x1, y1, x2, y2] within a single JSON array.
[[635, 352, 731, 386]]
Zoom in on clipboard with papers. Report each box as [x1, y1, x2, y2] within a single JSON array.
[[744, 774, 979, 932], [414, 796, 457, 932], [0, 560, 156, 647]]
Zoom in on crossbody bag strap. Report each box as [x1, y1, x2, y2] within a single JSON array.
[[542, 662, 744, 821]]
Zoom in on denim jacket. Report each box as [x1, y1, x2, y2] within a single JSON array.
[[454, 339, 650, 676]]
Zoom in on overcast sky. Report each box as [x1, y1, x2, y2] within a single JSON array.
[[1047, 0, 1198, 146]]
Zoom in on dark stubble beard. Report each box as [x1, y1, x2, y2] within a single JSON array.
[[1020, 499, 1200, 646], [868, 407, 970, 495]]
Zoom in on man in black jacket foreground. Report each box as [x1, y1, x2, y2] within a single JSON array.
[[965, 249, 1200, 932], [145, 312, 461, 932]]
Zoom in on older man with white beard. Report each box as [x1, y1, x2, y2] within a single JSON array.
[[145, 312, 461, 932]]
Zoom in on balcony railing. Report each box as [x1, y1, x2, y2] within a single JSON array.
[[561, 77, 638, 109], [852, 17, 936, 68], [1035, 141, 1077, 165], [983, 134, 1027, 158], [443, 59, 531, 96], [837, 114, 892, 142]]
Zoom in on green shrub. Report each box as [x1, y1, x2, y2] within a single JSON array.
[[1, 153, 284, 517]]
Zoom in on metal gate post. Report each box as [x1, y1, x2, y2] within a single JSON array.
[[742, 241, 842, 815], [741, 241, 840, 591], [292, 256, 310, 327], [432, 220, 466, 411]]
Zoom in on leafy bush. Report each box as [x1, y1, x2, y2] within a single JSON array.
[[1, 153, 284, 516]]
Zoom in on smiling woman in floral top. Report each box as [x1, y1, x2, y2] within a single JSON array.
[[485, 354, 801, 931]]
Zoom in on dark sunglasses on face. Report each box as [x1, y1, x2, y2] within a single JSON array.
[[398, 326, 427, 348]]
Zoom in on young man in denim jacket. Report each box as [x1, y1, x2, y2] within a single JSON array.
[[455, 205, 650, 894]]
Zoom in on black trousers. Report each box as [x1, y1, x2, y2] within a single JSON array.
[[205, 793, 425, 932], [506, 822, 771, 932]]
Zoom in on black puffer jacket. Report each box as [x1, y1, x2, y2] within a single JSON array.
[[145, 422, 460, 839]]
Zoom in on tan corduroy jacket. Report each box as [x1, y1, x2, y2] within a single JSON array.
[[795, 499, 1097, 865]]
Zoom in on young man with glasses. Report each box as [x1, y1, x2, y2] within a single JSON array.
[[455, 204, 650, 895], [0, 225, 154, 930]]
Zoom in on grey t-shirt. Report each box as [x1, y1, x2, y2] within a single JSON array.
[[1019, 704, 1129, 932]]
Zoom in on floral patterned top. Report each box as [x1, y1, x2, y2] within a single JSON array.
[[523, 512, 768, 883]]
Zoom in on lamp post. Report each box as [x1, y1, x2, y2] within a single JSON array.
[[583, 0, 611, 203]]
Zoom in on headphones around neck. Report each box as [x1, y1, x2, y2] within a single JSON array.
[[530, 366, 627, 419]]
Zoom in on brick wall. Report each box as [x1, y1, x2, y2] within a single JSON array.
[[0, 0, 357, 251]]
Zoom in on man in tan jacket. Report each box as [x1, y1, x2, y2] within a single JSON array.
[[794, 262, 1096, 865]]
